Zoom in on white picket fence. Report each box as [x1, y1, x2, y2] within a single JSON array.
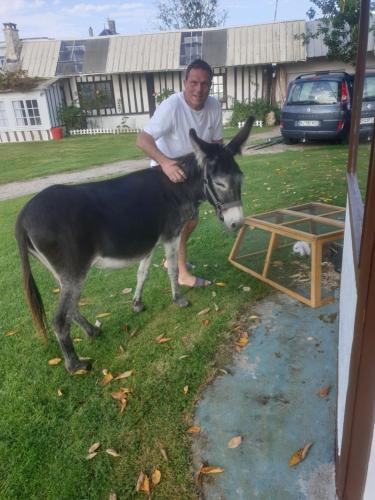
[[70, 127, 141, 136], [237, 120, 263, 128]]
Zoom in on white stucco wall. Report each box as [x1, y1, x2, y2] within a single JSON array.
[[0, 89, 52, 132], [337, 199, 358, 455]]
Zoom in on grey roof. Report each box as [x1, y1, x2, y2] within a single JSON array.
[[106, 31, 181, 73], [227, 21, 307, 65], [20, 39, 60, 77]]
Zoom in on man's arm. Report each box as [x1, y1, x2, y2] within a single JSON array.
[[136, 131, 186, 183]]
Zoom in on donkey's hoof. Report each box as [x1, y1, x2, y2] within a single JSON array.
[[132, 299, 145, 313], [87, 325, 101, 338], [67, 358, 92, 373], [174, 296, 190, 308]]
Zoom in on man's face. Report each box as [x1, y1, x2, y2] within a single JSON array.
[[183, 68, 211, 110]]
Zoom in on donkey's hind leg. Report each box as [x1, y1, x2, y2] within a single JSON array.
[[164, 237, 190, 308], [73, 311, 100, 338], [52, 279, 91, 372], [133, 249, 155, 313]]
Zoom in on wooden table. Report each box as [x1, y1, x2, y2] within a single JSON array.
[[229, 203, 345, 308]]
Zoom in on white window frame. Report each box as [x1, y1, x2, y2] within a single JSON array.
[[210, 74, 225, 102], [12, 99, 42, 127]]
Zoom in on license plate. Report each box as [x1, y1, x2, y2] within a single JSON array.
[[295, 120, 320, 127], [360, 117, 374, 124]]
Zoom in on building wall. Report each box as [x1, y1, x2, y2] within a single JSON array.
[[0, 89, 53, 143]]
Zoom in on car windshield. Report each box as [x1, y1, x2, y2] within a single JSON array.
[[363, 76, 375, 101], [288, 80, 339, 105]]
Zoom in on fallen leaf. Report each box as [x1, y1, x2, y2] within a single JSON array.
[[289, 442, 313, 467], [88, 442, 101, 454], [152, 469, 161, 486], [318, 385, 331, 398], [156, 336, 172, 344], [73, 369, 89, 376], [95, 320, 102, 328], [187, 426, 201, 434], [57, 388, 63, 397], [159, 446, 168, 461], [73, 338, 83, 343], [201, 319, 210, 327], [215, 282, 227, 287], [213, 302, 219, 312], [183, 385, 189, 394], [122, 288, 133, 294], [86, 452, 98, 460], [250, 315, 260, 320], [114, 370, 133, 380], [228, 436, 242, 448], [100, 371, 113, 386], [179, 355, 189, 360], [48, 357, 62, 366], [78, 298, 91, 307], [4, 330, 17, 337], [242, 286, 251, 292], [106, 448, 121, 457], [96, 312, 111, 318], [236, 334, 249, 348], [197, 307, 211, 316], [109, 492, 117, 500], [201, 466, 225, 474], [111, 388, 131, 400], [52, 288, 60, 294], [136, 472, 150, 495]]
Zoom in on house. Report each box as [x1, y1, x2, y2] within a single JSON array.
[[1, 19, 375, 143]]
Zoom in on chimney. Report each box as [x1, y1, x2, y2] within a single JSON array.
[[107, 19, 117, 35], [89, 26, 94, 37], [3, 23, 21, 63]]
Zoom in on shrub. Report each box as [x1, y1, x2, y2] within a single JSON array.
[[0, 69, 43, 91], [229, 98, 281, 126], [155, 88, 175, 104], [57, 104, 86, 134]]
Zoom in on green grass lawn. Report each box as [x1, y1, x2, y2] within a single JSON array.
[[0, 143, 371, 499], [0, 127, 276, 186]]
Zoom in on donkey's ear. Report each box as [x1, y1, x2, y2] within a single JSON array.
[[225, 116, 255, 156], [189, 128, 211, 168]]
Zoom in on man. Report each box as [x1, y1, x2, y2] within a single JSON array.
[[136, 59, 223, 287]]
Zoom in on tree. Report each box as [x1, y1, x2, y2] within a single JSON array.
[[298, 0, 375, 64], [157, 0, 227, 30]]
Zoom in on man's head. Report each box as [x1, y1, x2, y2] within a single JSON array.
[[183, 59, 213, 111]]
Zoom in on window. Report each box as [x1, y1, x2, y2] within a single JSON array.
[[56, 41, 85, 74], [12, 100, 41, 126], [77, 80, 115, 115], [210, 74, 225, 102], [0, 101, 8, 127], [180, 31, 203, 66], [288, 81, 339, 105]]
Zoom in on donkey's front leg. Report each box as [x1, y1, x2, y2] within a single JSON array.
[[133, 250, 155, 313], [164, 237, 190, 308]]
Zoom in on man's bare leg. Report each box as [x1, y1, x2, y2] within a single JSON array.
[[177, 220, 211, 287]]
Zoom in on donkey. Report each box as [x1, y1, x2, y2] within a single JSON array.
[[15, 117, 254, 373]]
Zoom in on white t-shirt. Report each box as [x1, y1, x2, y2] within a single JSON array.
[[144, 92, 223, 166]]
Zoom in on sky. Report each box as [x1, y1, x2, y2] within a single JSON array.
[[0, 0, 316, 41]]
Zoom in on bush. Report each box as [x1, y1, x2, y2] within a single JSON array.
[[229, 98, 280, 126], [57, 104, 86, 134], [0, 69, 43, 91]]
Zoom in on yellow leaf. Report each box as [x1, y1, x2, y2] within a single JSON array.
[[136, 472, 150, 494], [187, 426, 201, 434], [235, 334, 249, 348], [100, 372, 113, 386], [86, 452, 98, 460], [152, 469, 161, 486], [106, 448, 121, 457], [228, 436, 242, 448], [183, 385, 189, 394], [96, 312, 111, 318], [122, 288, 133, 294], [317, 385, 331, 398], [73, 369, 89, 376], [289, 443, 313, 467], [156, 337, 172, 344], [215, 282, 227, 287], [114, 370, 133, 380], [52, 288, 60, 294], [57, 388, 63, 397], [111, 388, 130, 400], [197, 307, 211, 316], [78, 298, 91, 307], [159, 447, 168, 461], [88, 442, 101, 454], [250, 315, 260, 320], [4, 330, 17, 337], [179, 355, 189, 360], [73, 338, 83, 343], [242, 286, 251, 292], [201, 466, 224, 474], [48, 357, 62, 366], [109, 492, 117, 500]]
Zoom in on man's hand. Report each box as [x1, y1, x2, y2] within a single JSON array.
[[160, 159, 187, 183]]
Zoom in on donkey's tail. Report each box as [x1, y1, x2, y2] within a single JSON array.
[[15, 221, 48, 341]]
